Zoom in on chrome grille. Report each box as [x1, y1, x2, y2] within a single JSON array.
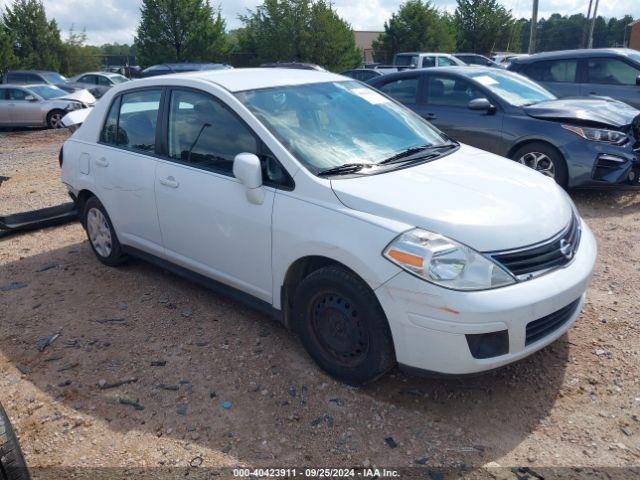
[[489, 214, 581, 279]]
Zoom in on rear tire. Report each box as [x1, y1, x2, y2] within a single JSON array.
[[510, 141, 568, 188], [83, 196, 128, 267], [293, 266, 396, 386], [46, 110, 65, 129], [0, 403, 30, 480]]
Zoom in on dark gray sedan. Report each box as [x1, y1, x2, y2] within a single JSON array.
[[367, 67, 640, 188]]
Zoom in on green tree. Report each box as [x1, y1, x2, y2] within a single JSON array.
[[135, 0, 229, 66], [238, 0, 361, 71], [60, 26, 102, 76], [454, 0, 515, 55], [2, 0, 64, 71], [0, 23, 17, 76], [372, 0, 455, 63]]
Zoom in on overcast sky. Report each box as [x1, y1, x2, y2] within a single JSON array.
[[0, 0, 637, 45]]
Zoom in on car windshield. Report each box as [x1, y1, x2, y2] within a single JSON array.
[[626, 51, 640, 64], [469, 70, 556, 106], [40, 72, 68, 84], [236, 81, 447, 173], [109, 74, 129, 84], [28, 85, 66, 99]]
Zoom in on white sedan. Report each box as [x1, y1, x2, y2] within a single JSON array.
[[59, 68, 596, 385]]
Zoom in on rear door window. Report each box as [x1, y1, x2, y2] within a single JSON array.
[[586, 58, 640, 85], [79, 75, 97, 84], [422, 56, 436, 68], [378, 76, 419, 104], [100, 89, 161, 152], [9, 89, 29, 100], [524, 60, 577, 83]]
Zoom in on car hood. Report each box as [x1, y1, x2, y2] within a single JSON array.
[[330, 145, 572, 252], [523, 97, 639, 128], [58, 89, 96, 105]]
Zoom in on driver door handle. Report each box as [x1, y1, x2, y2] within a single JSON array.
[[159, 176, 179, 188], [95, 157, 109, 167], [425, 112, 437, 120]]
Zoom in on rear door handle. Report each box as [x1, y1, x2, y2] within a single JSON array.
[[159, 176, 179, 188], [425, 113, 437, 119], [95, 157, 109, 167]]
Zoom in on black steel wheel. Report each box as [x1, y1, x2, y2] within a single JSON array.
[[294, 266, 395, 385]]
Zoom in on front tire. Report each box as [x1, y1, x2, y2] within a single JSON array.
[[46, 110, 65, 129], [0, 403, 30, 480], [511, 142, 568, 188], [83, 196, 128, 267], [293, 266, 395, 386]]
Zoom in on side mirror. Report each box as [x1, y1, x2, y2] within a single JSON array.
[[233, 152, 264, 205], [24, 95, 37, 102], [468, 97, 495, 113]]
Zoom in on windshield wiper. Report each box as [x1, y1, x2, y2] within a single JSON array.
[[317, 163, 372, 177], [378, 142, 457, 165]]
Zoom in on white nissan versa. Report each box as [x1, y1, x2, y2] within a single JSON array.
[[60, 69, 597, 385]]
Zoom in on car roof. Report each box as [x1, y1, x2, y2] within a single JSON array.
[[0, 83, 53, 88], [396, 52, 454, 56], [5, 70, 58, 74], [511, 48, 637, 63], [370, 65, 494, 79], [129, 68, 346, 93]]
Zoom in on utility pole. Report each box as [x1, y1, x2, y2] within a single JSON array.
[[581, 0, 593, 48], [528, 0, 539, 54], [587, 0, 600, 49]]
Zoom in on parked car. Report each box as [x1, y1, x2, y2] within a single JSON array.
[[340, 69, 384, 81], [492, 53, 527, 69], [367, 67, 640, 188], [60, 68, 596, 385], [0, 403, 30, 480], [393, 52, 466, 69], [508, 48, 640, 109], [67, 72, 130, 98], [260, 62, 326, 71], [0, 84, 95, 128], [140, 63, 232, 77], [2, 70, 81, 94], [454, 53, 499, 67]]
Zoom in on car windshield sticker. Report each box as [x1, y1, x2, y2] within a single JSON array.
[[473, 75, 499, 86], [351, 87, 389, 105]]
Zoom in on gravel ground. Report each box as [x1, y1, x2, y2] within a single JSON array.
[[0, 130, 639, 477]]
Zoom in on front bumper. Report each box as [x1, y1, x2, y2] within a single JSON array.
[[375, 219, 597, 374], [563, 139, 640, 188]]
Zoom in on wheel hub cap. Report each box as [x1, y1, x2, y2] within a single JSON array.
[[517, 151, 555, 178], [311, 293, 368, 365], [87, 208, 112, 257]]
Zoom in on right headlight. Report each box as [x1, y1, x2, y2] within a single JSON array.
[[561, 124, 627, 145], [383, 228, 515, 291]]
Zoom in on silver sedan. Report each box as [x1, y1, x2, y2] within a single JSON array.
[[0, 84, 95, 129], [67, 72, 129, 98]]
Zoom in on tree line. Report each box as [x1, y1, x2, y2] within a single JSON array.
[[0, 0, 637, 77]]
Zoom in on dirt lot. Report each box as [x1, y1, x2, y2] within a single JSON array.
[[0, 130, 639, 477]]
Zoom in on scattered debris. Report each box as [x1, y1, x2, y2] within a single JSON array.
[[222, 401, 232, 410], [189, 456, 203, 468], [58, 380, 72, 387], [119, 397, 144, 411], [56, 362, 78, 372], [36, 263, 58, 272], [384, 436, 398, 449], [16, 363, 31, 374], [0, 282, 27, 292], [36, 331, 61, 352], [98, 378, 138, 390], [150, 360, 166, 367], [95, 318, 127, 325]]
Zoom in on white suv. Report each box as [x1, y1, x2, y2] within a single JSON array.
[[60, 69, 597, 385]]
